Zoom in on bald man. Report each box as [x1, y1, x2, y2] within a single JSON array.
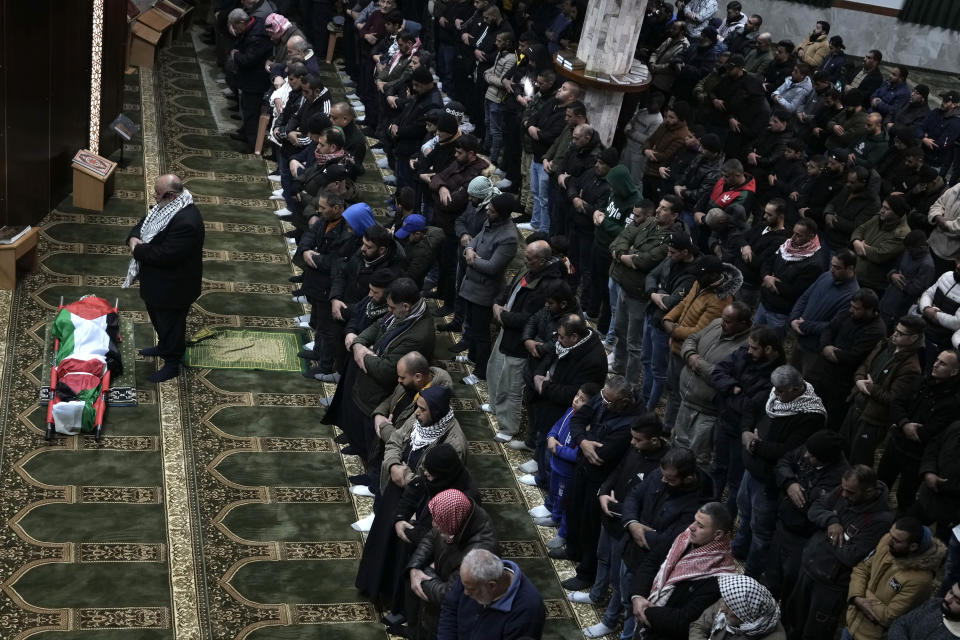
[[125, 174, 205, 382]]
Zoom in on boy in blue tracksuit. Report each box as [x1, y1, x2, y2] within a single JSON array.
[[543, 383, 601, 540]]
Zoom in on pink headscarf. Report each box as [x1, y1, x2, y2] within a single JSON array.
[[428, 489, 472, 536], [265, 13, 292, 38]]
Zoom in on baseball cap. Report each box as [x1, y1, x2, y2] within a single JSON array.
[[941, 90, 960, 103], [395, 214, 427, 239], [694, 255, 723, 274], [827, 147, 850, 162], [668, 230, 695, 251], [914, 84, 930, 99]]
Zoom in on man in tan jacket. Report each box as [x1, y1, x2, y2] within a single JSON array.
[[845, 518, 946, 640], [796, 20, 831, 68]]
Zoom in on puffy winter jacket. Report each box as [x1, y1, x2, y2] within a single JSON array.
[[460, 218, 518, 306], [846, 533, 946, 640], [850, 215, 911, 291], [927, 183, 960, 261], [664, 263, 743, 354], [774, 444, 849, 537], [609, 219, 680, 298], [711, 345, 780, 437]]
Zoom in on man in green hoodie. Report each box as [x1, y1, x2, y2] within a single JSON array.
[[850, 194, 912, 296], [585, 164, 642, 323], [609, 195, 684, 380]]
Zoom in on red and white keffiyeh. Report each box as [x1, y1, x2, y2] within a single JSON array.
[[428, 489, 472, 536], [647, 529, 736, 607]]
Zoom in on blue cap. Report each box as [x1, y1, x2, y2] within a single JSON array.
[[342, 202, 375, 236], [395, 214, 426, 239]]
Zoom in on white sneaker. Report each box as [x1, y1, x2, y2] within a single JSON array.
[[295, 314, 310, 324], [607, 351, 616, 364], [518, 460, 538, 474], [268, 173, 281, 183], [270, 193, 285, 201], [376, 158, 390, 169], [454, 355, 472, 363], [272, 188, 283, 197], [350, 513, 375, 532], [506, 439, 532, 451], [546, 534, 566, 548], [528, 504, 551, 518], [568, 591, 595, 604], [480, 403, 494, 413], [318, 396, 333, 407], [462, 374, 481, 385], [383, 175, 397, 185], [519, 474, 538, 486], [516, 222, 534, 231], [303, 340, 315, 351], [493, 431, 513, 443], [349, 485, 375, 497], [274, 208, 291, 217], [292, 295, 307, 303], [297, 321, 311, 329], [494, 179, 512, 190], [286, 237, 297, 245], [583, 622, 615, 638], [221, 87, 235, 97]]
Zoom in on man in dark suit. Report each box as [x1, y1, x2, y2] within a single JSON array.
[[125, 174, 205, 382]]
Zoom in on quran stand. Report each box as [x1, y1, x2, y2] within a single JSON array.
[[72, 150, 118, 212]]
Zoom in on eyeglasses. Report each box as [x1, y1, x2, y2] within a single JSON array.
[[600, 389, 612, 406], [892, 328, 916, 337]]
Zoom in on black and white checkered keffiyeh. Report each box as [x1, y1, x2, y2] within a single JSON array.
[[715, 574, 781, 636], [122, 188, 194, 288]]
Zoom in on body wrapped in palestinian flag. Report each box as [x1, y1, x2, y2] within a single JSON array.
[[50, 296, 121, 435]]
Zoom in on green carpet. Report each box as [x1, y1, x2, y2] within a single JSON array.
[[184, 328, 305, 372], [0, 22, 592, 640]]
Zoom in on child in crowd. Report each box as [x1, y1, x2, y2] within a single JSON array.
[[528, 383, 600, 550]]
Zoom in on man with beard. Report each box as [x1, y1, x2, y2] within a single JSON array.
[[847, 50, 884, 104], [390, 66, 444, 188], [796, 20, 830, 68], [646, 20, 691, 101], [878, 349, 960, 516], [850, 194, 912, 295], [710, 327, 785, 518], [629, 502, 737, 640], [845, 518, 946, 640], [551, 375, 640, 592], [762, 41, 797, 96], [772, 64, 814, 114], [886, 582, 960, 640], [324, 278, 435, 526], [756, 218, 825, 332], [226, 9, 272, 153], [783, 465, 893, 640], [734, 365, 827, 577], [825, 89, 869, 151], [566, 149, 616, 285], [886, 85, 931, 137], [642, 102, 693, 199], [821, 166, 880, 253], [735, 198, 791, 307], [921, 90, 960, 177], [726, 14, 763, 56]]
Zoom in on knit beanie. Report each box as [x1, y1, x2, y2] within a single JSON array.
[[420, 386, 451, 422], [805, 430, 845, 465]]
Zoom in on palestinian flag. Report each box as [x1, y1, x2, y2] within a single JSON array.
[[51, 296, 115, 364], [50, 296, 114, 434]]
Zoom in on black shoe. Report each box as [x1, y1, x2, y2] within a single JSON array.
[[278, 214, 295, 222], [334, 432, 349, 444], [302, 365, 332, 377], [547, 547, 569, 560], [288, 274, 304, 283], [228, 131, 246, 142], [385, 623, 409, 638], [138, 346, 160, 357], [284, 229, 299, 238], [382, 612, 407, 627], [432, 305, 454, 317], [348, 473, 371, 485], [437, 321, 462, 332], [447, 340, 468, 354], [298, 349, 321, 360], [341, 445, 360, 456], [149, 363, 180, 383], [291, 288, 304, 296], [560, 576, 592, 591]]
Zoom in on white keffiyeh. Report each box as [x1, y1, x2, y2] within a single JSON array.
[[555, 330, 593, 359], [410, 409, 455, 451], [765, 381, 827, 418], [714, 574, 781, 637], [122, 188, 194, 288]]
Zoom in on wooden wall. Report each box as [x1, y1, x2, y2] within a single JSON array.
[[0, 0, 129, 226]]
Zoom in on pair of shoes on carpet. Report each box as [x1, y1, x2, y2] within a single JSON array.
[[582, 622, 616, 638], [568, 591, 600, 605], [493, 431, 512, 443], [454, 355, 472, 364], [351, 513, 375, 532], [349, 485, 374, 498], [149, 363, 180, 383], [518, 473, 538, 486], [518, 460, 538, 474]]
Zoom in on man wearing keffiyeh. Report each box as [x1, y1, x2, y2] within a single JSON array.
[[125, 174, 204, 383], [630, 502, 737, 640], [689, 574, 785, 639]]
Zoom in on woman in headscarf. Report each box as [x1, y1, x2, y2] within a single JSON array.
[[355, 387, 467, 606], [403, 488, 498, 639], [690, 574, 786, 640]]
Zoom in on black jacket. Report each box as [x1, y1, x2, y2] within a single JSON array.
[[644, 257, 698, 327], [735, 224, 790, 287], [918, 422, 960, 524], [889, 375, 960, 462], [495, 259, 567, 358], [774, 444, 849, 537], [406, 500, 498, 605], [566, 165, 611, 232], [711, 345, 779, 437], [821, 188, 881, 250], [569, 394, 645, 482], [524, 96, 568, 158], [230, 19, 272, 92], [331, 239, 408, 303], [742, 400, 826, 483], [599, 444, 671, 536], [807, 311, 887, 392], [298, 217, 360, 300], [401, 226, 444, 289], [801, 482, 894, 586], [526, 330, 608, 433], [758, 249, 824, 314], [393, 86, 444, 157], [621, 467, 713, 564], [129, 204, 204, 309]]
